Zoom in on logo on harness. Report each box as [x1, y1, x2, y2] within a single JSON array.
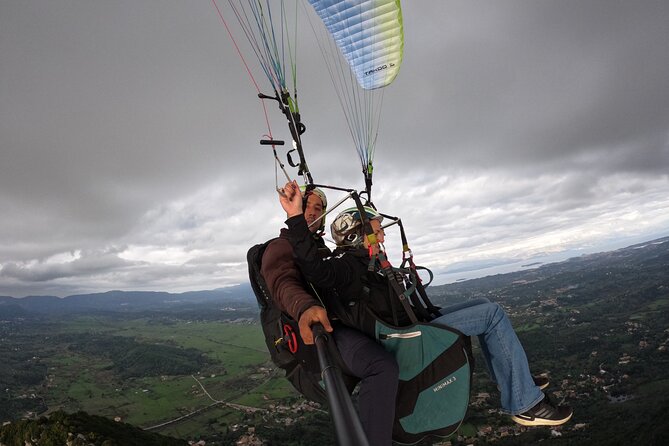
[[432, 376, 457, 393]]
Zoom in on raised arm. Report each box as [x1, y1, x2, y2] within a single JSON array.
[[277, 180, 353, 289]]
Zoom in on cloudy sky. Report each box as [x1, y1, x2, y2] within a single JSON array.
[[1, 0, 668, 298]]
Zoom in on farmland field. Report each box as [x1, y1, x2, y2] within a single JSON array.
[[5, 316, 297, 432]]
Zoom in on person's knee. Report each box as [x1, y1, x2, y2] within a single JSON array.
[[384, 355, 399, 380], [486, 302, 508, 326], [367, 352, 399, 379], [375, 356, 399, 393]]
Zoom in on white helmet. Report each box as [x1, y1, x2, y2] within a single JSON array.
[[330, 206, 383, 247]]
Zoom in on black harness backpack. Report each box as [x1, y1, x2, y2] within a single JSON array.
[[247, 240, 357, 405]]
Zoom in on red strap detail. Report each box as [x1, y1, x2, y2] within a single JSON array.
[[283, 324, 298, 354]]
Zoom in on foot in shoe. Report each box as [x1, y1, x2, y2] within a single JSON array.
[[511, 395, 573, 426]]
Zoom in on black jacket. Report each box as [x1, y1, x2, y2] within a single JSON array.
[[286, 214, 412, 335]]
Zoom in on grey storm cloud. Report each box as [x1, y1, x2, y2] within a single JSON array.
[[383, 1, 669, 172], [0, 250, 131, 283]]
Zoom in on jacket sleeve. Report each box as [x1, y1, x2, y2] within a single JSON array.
[[285, 215, 356, 289], [261, 237, 320, 321]]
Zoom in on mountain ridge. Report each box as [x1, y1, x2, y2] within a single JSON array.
[[2, 235, 667, 316], [0, 285, 255, 315]]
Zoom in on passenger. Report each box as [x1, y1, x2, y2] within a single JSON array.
[[278, 180, 573, 430]]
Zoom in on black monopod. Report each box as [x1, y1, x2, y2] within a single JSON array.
[[312, 323, 370, 446]]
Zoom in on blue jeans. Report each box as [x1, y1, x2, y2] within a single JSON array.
[[431, 298, 544, 415]]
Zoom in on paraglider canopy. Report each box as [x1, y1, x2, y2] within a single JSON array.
[[306, 0, 404, 200], [307, 0, 404, 90]]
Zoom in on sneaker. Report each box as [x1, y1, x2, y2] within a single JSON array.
[[511, 395, 573, 426], [533, 375, 549, 390]]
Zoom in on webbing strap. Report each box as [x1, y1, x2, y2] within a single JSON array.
[[376, 251, 418, 324], [395, 219, 441, 318]]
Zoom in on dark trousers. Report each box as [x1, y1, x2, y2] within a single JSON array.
[[333, 324, 399, 446]]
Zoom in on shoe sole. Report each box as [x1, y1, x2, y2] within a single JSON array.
[[511, 411, 573, 427], [537, 381, 549, 390]]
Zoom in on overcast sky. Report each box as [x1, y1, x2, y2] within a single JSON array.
[[1, 1, 668, 298]]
